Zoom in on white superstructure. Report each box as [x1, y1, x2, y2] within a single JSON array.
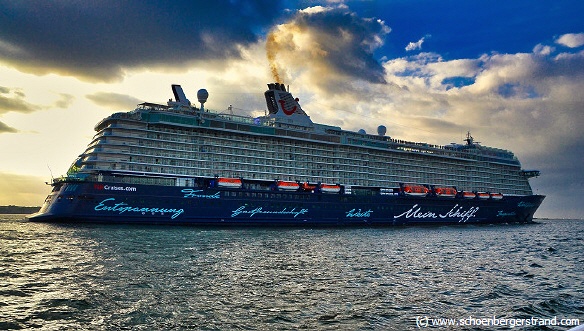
[[73, 83, 536, 195]]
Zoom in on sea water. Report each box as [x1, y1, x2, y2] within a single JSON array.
[[1, 215, 582, 330]]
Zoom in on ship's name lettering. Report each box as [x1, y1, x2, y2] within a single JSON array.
[[394, 204, 479, 223], [346, 208, 373, 218], [94, 198, 184, 219], [181, 189, 221, 199], [231, 206, 308, 218], [497, 211, 516, 217]]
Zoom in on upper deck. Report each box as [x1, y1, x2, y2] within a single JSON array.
[[80, 83, 534, 195], [110, 104, 520, 167]]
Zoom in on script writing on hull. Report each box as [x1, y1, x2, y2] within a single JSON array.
[[181, 189, 221, 199], [231, 206, 308, 218], [394, 204, 479, 223], [345, 209, 373, 218], [94, 198, 184, 219]]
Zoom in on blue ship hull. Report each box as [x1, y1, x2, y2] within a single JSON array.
[[28, 181, 545, 226]]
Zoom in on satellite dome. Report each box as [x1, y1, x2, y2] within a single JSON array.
[[377, 125, 387, 136], [197, 89, 209, 104], [358, 129, 366, 134]]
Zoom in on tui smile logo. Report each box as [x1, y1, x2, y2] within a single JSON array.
[[278, 99, 297, 115]]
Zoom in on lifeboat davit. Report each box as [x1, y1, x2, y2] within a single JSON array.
[[433, 187, 457, 198], [320, 184, 341, 194], [476, 192, 490, 200], [216, 177, 242, 188], [277, 181, 300, 191], [490, 192, 503, 200], [460, 191, 476, 199], [402, 185, 429, 197]]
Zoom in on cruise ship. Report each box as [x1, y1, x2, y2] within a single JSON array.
[[28, 82, 545, 225]]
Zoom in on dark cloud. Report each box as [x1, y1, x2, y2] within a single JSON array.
[[266, 6, 390, 89], [297, 9, 389, 83], [0, 87, 40, 114], [86, 92, 143, 110], [0, 120, 18, 133], [0, 1, 285, 82]]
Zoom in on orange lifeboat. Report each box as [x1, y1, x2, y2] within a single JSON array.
[[476, 192, 490, 200], [460, 191, 476, 199], [402, 185, 429, 197], [277, 181, 300, 191], [216, 177, 242, 188], [434, 187, 457, 198], [301, 182, 317, 191], [490, 192, 503, 200], [320, 184, 341, 194]]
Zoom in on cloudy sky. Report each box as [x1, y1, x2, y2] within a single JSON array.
[[0, 0, 582, 218]]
